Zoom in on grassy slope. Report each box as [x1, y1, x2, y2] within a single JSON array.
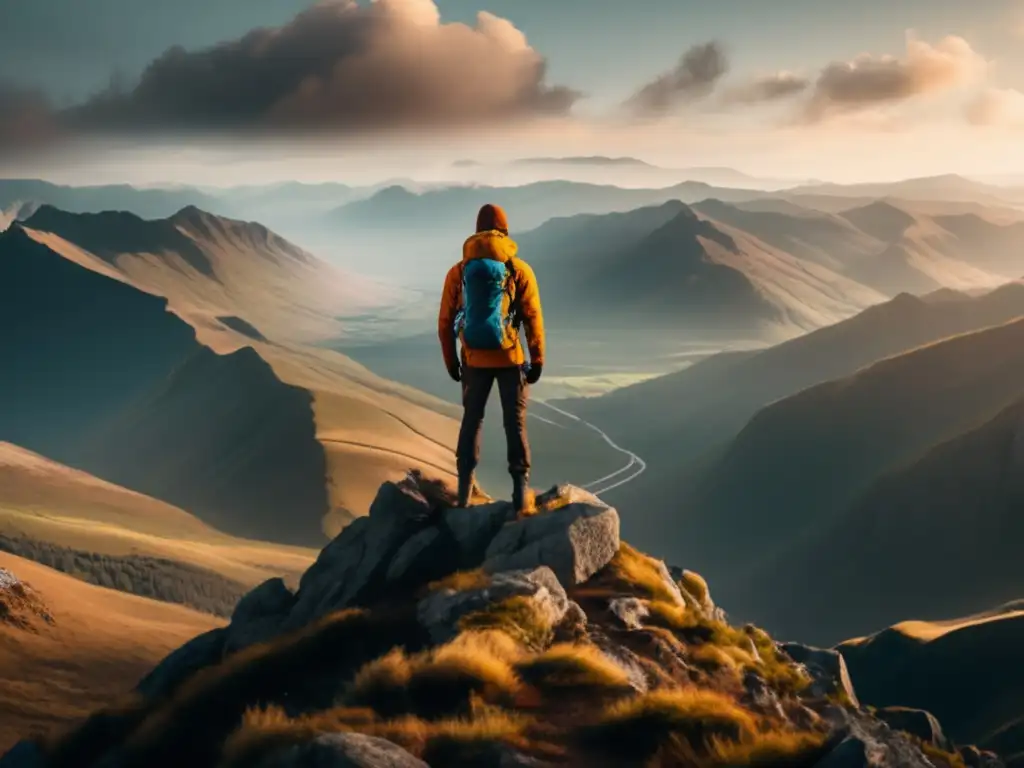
[[0, 552, 223, 753], [839, 604, 1024, 761], [0, 442, 314, 588]]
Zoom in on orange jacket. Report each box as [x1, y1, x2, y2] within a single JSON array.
[[438, 230, 545, 370]]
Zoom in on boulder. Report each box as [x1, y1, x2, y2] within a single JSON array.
[[552, 600, 589, 644], [385, 527, 457, 589], [440, 501, 517, 569], [256, 732, 428, 767], [958, 745, 1005, 768], [416, 567, 569, 646], [482, 493, 620, 588], [812, 736, 869, 768], [0, 741, 44, 767], [781, 643, 860, 708], [608, 597, 650, 630], [225, 577, 296, 653], [875, 707, 950, 750], [287, 482, 435, 628], [135, 627, 227, 699]]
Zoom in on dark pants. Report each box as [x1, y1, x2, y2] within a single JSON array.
[[457, 366, 530, 478]]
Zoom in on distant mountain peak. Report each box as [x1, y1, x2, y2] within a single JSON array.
[[513, 155, 656, 168]]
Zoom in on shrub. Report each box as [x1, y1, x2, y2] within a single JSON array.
[[47, 606, 425, 768], [458, 596, 555, 651], [679, 570, 711, 608], [426, 568, 490, 594], [514, 643, 633, 693], [707, 729, 831, 767], [646, 600, 696, 632], [576, 688, 758, 763], [602, 544, 683, 605], [347, 633, 522, 720], [0, 534, 248, 617]]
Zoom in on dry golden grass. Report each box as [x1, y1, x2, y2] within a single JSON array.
[[577, 688, 759, 763], [603, 544, 682, 605], [47, 605, 423, 768], [679, 570, 711, 607], [514, 643, 633, 692], [426, 569, 490, 594], [646, 599, 697, 632], [707, 729, 830, 767], [222, 704, 531, 767], [347, 633, 523, 719], [0, 553, 223, 755], [458, 595, 556, 651]]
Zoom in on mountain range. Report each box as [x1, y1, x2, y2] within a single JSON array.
[[0, 208, 462, 546]]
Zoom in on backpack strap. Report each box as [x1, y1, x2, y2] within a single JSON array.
[[504, 260, 522, 329]]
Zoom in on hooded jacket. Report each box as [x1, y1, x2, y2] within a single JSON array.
[[438, 230, 545, 371]]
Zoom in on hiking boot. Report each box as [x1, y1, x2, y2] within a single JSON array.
[[512, 473, 532, 516], [456, 471, 474, 508]]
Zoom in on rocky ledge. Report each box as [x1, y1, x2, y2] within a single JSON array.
[[0, 475, 1005, 768]]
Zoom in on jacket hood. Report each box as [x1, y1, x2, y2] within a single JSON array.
[[462, 230, 518, 263]]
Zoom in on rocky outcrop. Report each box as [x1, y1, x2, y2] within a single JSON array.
[[255, 732, 428, 767], [417, 567, 569, 645], [782, 642, 861, 708], [136, 627, 227, 699], [11, 478, 1006, 768], [482, 488, 620, 586]]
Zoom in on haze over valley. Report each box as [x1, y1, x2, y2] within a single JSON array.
[[4, 0, 1024, 764]]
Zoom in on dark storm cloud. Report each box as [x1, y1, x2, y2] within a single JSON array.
[[1, 0, 579, 149], [723, 72, 810, 105], [625, 42, 728, 116]]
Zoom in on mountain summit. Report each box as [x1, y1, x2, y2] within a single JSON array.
[[6, 476, 1001, 768]]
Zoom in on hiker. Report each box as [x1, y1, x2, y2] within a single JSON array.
[[438, 203, 545, 513]]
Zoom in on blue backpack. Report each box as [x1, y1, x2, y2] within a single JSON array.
[[456, 258, 519, 350]]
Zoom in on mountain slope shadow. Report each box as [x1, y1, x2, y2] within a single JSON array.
[[0, 225, 330, 546], [83, 345, 330, 546], [0, 225, 200, 453]]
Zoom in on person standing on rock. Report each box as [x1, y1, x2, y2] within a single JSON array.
[[438, 203, 545, 514]]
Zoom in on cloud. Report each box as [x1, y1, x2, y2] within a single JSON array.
[[803, 34, 987, 122], [5, 0, 579, 148], [965, 87, 1024, 127], [625, 42, 728, 116], [723, 72, 810, 105]]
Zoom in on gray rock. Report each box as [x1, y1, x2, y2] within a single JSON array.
[[0, 741, 44, 767], [416, 567, 569, 646], [482, 492, 620, 588], [225, 577, 296, 653], [812, 736, 869, 768], [812, 710, 948, 768], [257, 732, 428, 767], [959, 745, 1005, 768], [608, 597, 650, 630], [440, 501, 516, 568], [553, 600, 589, 644], [875, 707, 950, 750], [288, 482, 435, 628], [135, 627, 227, 699], [742, 670, 786, 719], [385, 527, 451, 587], [781, 642, 860, 708], [588, 629, 649, 693]]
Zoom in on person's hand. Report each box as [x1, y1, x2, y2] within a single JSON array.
[[525, 363, 542, 385], [447, 363, 462, 383]]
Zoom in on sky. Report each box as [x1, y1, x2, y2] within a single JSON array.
[[2, 0, 1024, 185]]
